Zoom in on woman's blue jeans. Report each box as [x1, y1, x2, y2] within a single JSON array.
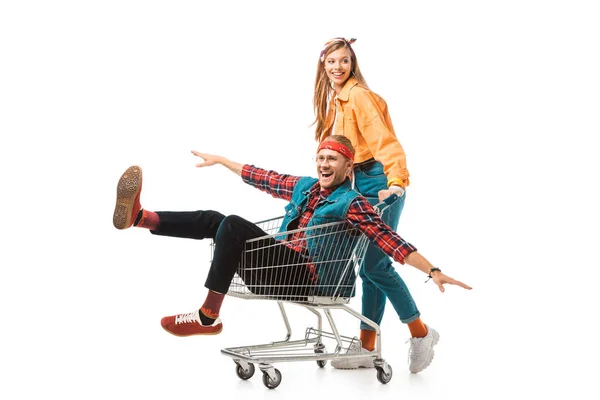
[[353, 160, 420, 328]]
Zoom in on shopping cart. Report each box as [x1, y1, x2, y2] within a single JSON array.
[[217, 196, 398, 389]]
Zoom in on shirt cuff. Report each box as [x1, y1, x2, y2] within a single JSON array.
[[241, 164, 254, 183], [388, 178, 406, 189], [389, 184, 405, 197]]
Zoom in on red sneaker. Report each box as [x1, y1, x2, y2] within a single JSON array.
[[161, 310, 223, 337], [113, 166, 142, 229]]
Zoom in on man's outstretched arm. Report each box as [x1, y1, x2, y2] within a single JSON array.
[[346, 197, 472, 293], [191, 150, 300, 201], [192, 150, 243, 176]]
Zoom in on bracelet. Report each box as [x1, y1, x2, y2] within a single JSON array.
[[425, 268, 441, 283]]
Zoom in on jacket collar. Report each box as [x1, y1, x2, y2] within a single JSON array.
[[336, 77, 360, 102], [302, 178, 353, 204]]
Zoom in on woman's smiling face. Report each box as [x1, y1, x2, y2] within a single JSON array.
[[324, 47, 353, 92]]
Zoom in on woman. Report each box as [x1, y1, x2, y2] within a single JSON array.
[[313, 37, 433, 373]]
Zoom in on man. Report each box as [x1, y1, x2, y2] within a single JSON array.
[[113, 135, 472, 373]]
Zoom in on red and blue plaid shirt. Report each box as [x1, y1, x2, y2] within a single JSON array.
[[241, 165, 417, 264]]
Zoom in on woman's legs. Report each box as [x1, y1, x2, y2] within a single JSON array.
[[352, 161, 421, 333], [334, 161, 437, 373], [359, 193, 421, 329]]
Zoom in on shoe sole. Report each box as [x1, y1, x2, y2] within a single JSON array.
[[113, 166, 142, 230], [331, 361, 374, 370], [410, 329, 440, 374], [331, 353, 375, 370], [161, 324, 223, 337]]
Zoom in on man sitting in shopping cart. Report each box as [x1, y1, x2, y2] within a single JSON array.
[[113, 135, 472, 374]]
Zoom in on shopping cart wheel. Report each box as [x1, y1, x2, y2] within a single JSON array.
[[262, 369, 282, 389], [314, 345, 327, 368], [235, 362, 255, 380], [375, 365, 393, 384]]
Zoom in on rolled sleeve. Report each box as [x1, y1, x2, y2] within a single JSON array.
[[241, 164, 300, 201], [346, 197, 417, 264]]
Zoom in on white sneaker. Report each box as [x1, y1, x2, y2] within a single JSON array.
[[331, 339, 375, 370], [408, 325, 440, 373]]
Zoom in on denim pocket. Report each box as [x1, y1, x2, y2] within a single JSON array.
[[360, 160, 385, 178], [354, 161, 387, 197]]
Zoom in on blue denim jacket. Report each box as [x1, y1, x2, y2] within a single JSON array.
[[280, 176, 360, 230], [279, 177, 362, 297]]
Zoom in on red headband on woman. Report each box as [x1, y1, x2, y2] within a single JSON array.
[[317, 141, 354, 162]]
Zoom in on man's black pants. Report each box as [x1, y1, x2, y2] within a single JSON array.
[[151, 210, 313, 297]]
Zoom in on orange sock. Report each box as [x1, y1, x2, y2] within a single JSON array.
[[407, 318, 428, 338], [134, 209, 159, 230], [360, 329, 376, 351]]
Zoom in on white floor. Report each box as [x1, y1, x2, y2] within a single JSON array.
[[3, 233, 597, 399]]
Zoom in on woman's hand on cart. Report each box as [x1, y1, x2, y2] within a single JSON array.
[[378, 185, 405, 202]]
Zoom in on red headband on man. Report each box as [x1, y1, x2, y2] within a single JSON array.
[[317, 141, 354, 162]]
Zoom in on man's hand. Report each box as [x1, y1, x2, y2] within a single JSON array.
[[191, 150, 243, 176], [191, 150, 224, 168], [404, 251, 472, 293], [430, 270, 473, 293]]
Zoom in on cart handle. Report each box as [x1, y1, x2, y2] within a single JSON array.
[[373, 193, 398, 216]]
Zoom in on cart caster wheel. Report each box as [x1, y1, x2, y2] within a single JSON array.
[[235, 363, 255, 380], [376, 365, 393, 384], [314, 346, 326, 368], [262, 369, 282, 389]]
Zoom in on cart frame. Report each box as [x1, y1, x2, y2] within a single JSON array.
[[217, 197, 398, 388]]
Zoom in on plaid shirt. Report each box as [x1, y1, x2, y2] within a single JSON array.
[[242, 165, 417, 264]]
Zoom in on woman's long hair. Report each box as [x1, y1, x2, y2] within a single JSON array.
[[312, 38, 368, 142]]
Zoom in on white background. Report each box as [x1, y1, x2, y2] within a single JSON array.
[[1, 1, 599, 399]]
